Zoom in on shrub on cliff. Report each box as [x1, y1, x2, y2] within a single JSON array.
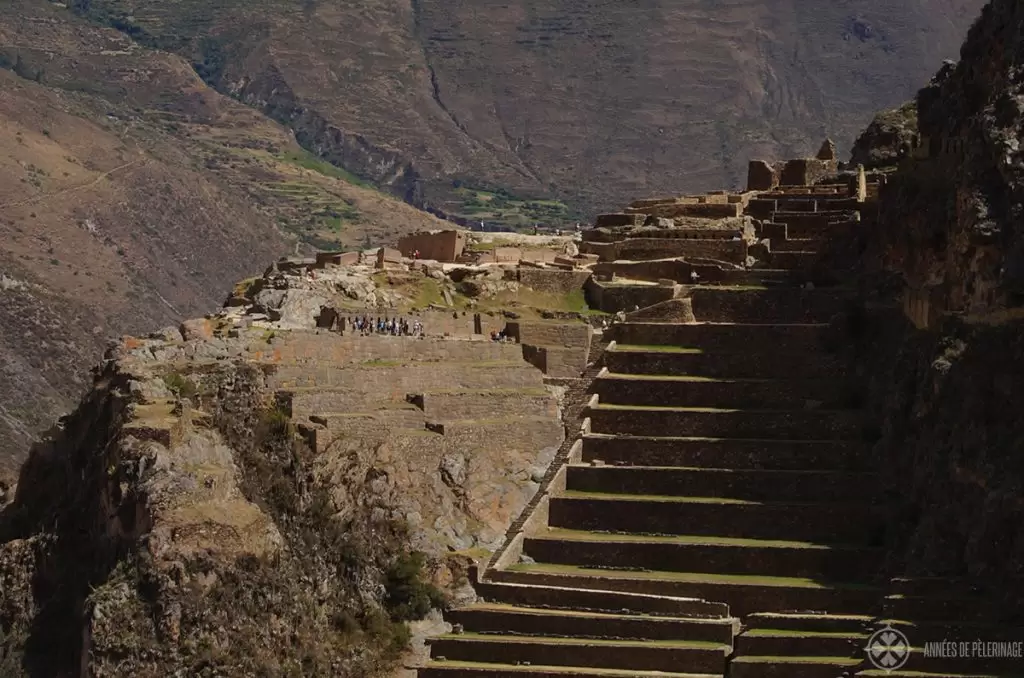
[[384, 551, 447, 621]]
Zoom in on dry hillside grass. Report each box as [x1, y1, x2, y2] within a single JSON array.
[[0, 1, 446, 473]]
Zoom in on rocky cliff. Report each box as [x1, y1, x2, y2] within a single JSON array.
[[852, 0, 1024, 620], [0, 258, 570, 675]]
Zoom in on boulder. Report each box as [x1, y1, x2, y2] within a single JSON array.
[[179, 318, 213, 341], [276, 289, 331, 328]]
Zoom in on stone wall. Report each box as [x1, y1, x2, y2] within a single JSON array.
[[260, 333, 522, 365], [504, 321, 591, 350], [625, 202, 742, 219], [477, 248, 558, 264], [515, 268, 591, 295], [397, 230, 466, 262], [336, 310, 505, 338], [780, 158, 838, 186], [521, 345, 588, 378], [315, 251, 361, 268], [506, 320, 592, 377], [581, 237, 748, 263], [747, 160, 780, 191], [585, 279, 677, 313]]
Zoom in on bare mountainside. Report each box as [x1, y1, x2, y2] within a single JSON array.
[[71, 0, 983, 222], [0, 1, 447, 473]]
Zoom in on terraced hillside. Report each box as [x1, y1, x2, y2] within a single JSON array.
[[68, 0, 983, 219], [417, 177, 1021, 676], [0, 0, 447, 473]]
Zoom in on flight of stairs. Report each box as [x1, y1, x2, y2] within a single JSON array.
[[418, 181, 1017, 678]]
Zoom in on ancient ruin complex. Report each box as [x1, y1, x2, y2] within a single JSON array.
[[403, 144, 1020, 678], [2, 128, 1020, 675]]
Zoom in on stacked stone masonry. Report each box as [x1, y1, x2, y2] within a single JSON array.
[[417, 149, 1004, 678]]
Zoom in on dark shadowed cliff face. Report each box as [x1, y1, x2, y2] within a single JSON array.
[[876, 0, 1024, 314], [852, 0, 1024, 619]]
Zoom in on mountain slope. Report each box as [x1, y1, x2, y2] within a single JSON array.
[[0, 1, 448, 473], [72, 0, 983, 219]]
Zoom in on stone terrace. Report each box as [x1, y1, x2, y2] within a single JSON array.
[[261, 332, 565, 550], [417, 153, 1010, 677]]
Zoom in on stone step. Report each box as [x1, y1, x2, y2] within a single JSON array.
[[581, 435, 873, 471], [745, 613, 875, 634], [587, 405, 865, 441], [887, 577, 979, 597], [445, 603, 736, 645], [548, 493, 884, 545], [769, 213, 858, 238], [686, 288, 852, 323], [772, 238, 825, 253], [488, 565, 882, 617], [608, 322, 834, 354], [594, 373, 855, 410], [875, 620, 1024, 645], [882, 595, 993, 623], [564, 466, 881, 503], [710, 269, 796, 286], [857, 670, 1003, 678], [418, 661, 722, 677], [604, 346, 845, 379], [899, 649, 1024, 676], [523, 529, 883, 580], [426, 634, 729, 674], [472, 579, 729, 618], [735, 629, 867, 658], [767, 251, 819, 270], [729, 655, 864, 678]]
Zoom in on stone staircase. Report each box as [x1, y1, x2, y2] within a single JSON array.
[[417, 177, 1016, 678]]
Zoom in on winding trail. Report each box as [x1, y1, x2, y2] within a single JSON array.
[[0, 158, 145, 210]]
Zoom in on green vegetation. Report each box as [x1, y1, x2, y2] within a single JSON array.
[[281, 149, 371, 188], [451, 185, 581, 229], [383, 551, 447, 621], [361, 359, 404, 368], [163, 371, 199, 399], [412, 278, 445, 307], [258, 404, 292, 438]]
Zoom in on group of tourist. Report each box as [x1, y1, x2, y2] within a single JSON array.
[[489, 329, 512, 342], [350, 316, 423, 337]]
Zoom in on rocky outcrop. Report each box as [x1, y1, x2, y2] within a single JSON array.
[[870, 0, 1024, 315], [849, 101, 919, 169], [0, 253, 572, 674]]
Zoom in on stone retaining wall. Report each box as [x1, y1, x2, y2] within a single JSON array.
[[515, 268, 591, 295], [581, 237, 748, 263], [263, 333, 522, 364], [268, 362, 540, 391], [585, 279, 677, 313]]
